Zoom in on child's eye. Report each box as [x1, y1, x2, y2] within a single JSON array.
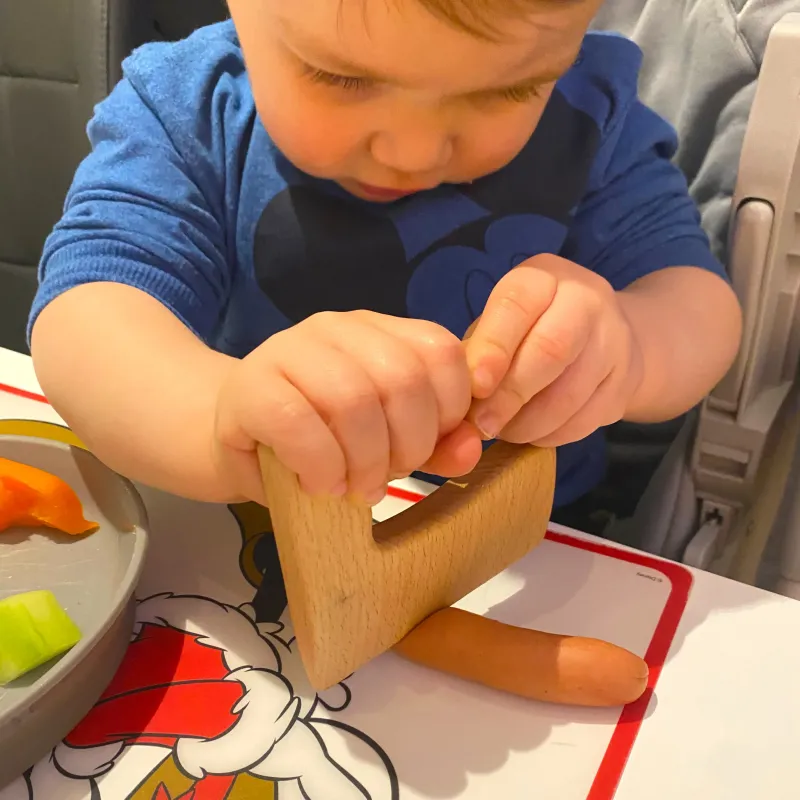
[[304, 67, 372, 92], [497, 84, 543, 103], [469, 82, 544, 107]]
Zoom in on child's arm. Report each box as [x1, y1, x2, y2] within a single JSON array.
[[27, 62, 247, 503], [31, 282, 239, 502], [617, 265, 741, 422]]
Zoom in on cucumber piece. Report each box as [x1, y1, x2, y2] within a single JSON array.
[[0, 590, 82, 685]]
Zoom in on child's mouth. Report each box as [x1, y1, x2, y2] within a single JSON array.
[[354, 182, 420, 201]]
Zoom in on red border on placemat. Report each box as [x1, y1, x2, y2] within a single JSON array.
[[0, 381, 48, 404], [386, 485, 692, 800], [0, 381, 692, 800]]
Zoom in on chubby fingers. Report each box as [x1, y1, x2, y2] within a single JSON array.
[[322, 313, 468, 498], [232, 311, 479, 506], [464, 265, 558, 402], [235, 336, 386, 502], [498, 332, 613, 444], [367, 313, 475, 442], [422, 419, 484, 477], [467, 272, 595, 439]]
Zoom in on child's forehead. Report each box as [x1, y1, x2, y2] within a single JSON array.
[[362, 0, 594, 40], [309, 0, 597, 34], [276, 0, 595, 83]]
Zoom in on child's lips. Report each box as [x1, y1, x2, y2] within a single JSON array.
[[355, 182, 423, 201]]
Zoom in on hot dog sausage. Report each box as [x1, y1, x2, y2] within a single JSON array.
[[392, 607, 649, 707]]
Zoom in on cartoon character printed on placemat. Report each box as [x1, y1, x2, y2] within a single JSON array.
[[0, 420, 399, 800]]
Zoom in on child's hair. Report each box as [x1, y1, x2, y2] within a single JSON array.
[[359, 0, 553, 39]]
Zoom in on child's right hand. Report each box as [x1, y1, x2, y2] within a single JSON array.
[[214, 310, 483, 506]]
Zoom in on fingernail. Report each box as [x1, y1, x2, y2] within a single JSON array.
[[475, 413, 499, 440], [365, 487, 387, 506], [329, 481, 348, 497], [472, 366, 494, 394]]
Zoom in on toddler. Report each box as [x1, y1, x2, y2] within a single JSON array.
[[29, 0, 742, 518]]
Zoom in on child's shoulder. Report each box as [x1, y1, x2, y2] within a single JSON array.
[[101, 20, 255, 169], [554, 32, 676, 189], [122, 19, 243, 81], [116, 20, 252, 131], [556, 31, 645, 134]]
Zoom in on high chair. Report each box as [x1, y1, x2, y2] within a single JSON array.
[[591, 2, 800, 590]]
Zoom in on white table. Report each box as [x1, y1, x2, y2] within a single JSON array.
[[1, 345, 800, 800]]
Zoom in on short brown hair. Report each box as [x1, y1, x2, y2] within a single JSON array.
[[404, 0, 551, 38]]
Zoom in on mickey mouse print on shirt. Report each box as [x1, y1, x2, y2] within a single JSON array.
[[252, 89, 600, 339]]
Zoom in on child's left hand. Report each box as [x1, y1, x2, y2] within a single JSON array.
[[465, 254, 644, 447]]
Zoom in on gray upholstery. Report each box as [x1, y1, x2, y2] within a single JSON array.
[[1, 0, 112, 353], [591, 0, 800, 262], [0, 0, 228, 353]]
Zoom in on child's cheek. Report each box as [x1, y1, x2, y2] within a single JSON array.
[[259, 91, 362, 176], [461, 104, 546, 179]]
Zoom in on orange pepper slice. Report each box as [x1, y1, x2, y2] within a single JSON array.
[[0, 457, 99, 536]]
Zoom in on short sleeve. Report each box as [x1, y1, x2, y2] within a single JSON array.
[[561, 97, 729, 291], [28, 59, 233, 344]]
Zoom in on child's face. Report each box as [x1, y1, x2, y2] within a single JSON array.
[[229, 0, 600, 202]]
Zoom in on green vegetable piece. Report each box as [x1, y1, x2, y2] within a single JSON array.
[[0, 590, 82, 685]]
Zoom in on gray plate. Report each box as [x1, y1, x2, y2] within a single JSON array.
[[0, 434, 148, 788]]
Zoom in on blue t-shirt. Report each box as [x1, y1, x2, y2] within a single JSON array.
[[29, 21, 727, 508]]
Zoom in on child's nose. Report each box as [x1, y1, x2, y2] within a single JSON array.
[[369, 125, 453, 177]]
